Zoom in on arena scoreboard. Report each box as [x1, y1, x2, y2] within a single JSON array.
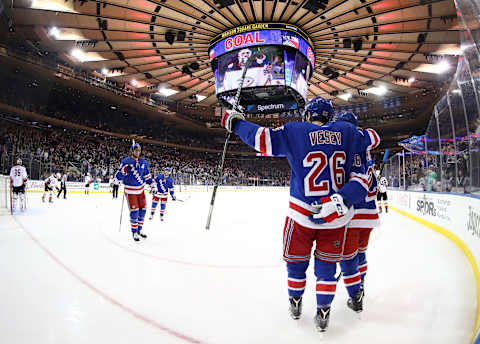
[[209, 23, 315, 114]]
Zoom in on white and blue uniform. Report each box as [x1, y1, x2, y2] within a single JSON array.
[[231, 118, 369, 310], [115, 157, 155, 234], [349, 128, 381, 229], [233, 120, 369, 225], [150, 173, 175, 219]]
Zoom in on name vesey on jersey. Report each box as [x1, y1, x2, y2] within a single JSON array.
[[309, 130, 342, 146]]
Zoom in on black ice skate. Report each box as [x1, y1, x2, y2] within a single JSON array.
[[347, 289, 364, 313], [132, 232, 140, 242], [314, 307, 330, 332], [385, 207, 389, 213], [378, 208, 382, 214], [360, 279, 365, 297], [138, 230, 147, 239], [160, 214, 164, 222], [289, 297, 302, 320]]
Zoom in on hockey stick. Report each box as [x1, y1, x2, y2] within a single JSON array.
[[378, 148, 390, 175], [118, 190, 125, 232], [176, 195, 191, 203], [205, 48, 269, 230]]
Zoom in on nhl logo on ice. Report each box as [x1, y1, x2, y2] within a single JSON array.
[[333, 240, 340, 248]]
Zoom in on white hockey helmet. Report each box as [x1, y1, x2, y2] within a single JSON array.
[[16, 158, 22, 165], [56, 173, 61, 179]]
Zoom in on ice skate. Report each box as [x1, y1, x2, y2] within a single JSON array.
[[160, 214, 164, 222], [347, 289, 364, 313], [138, 230, 147, 239], [385, 207, 388, 213], [132, 232, 140, 242], [314, 307, 330, 332], [49, 199, 53, 204], [289, 297, 302, 320], [149, 214, 154, 220]]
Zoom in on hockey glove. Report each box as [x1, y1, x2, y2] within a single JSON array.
[[150, 184, 158, 194], [309, 193, 350, 224], [221, 110, 245, 133]]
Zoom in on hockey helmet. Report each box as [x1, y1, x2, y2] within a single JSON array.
[[56, 172, 61, 179], [164, 167, 172, 175], [335, 111, 358, 127], [130, 142, 141, 152], [16, 158, 22, 165], [303, 96, 334, 123]]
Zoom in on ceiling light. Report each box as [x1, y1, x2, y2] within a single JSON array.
[[366, 85, 388, 96], [158, 88, 178, 97], [70, 48, 86, 62], [338, 93, 352, 101], [49, 27, 60, 38], [451, 89, 461, 94], [196, 95, 207, 101], [408, 77, 415, 83], [435, 60, 450, 73], [101, 68, 108, 75], [130, 79, 138, 86]]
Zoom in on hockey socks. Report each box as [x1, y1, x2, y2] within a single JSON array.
[[130, 210, 139, 233], [151, 196, 159, 216], [286, 261, 309, 299], [314, 259, 337, 309], [357, 252, 368, 281], [340, 256, 362, 298]]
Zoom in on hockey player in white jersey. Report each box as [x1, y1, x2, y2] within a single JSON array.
[[42, 173, 59, 203], [377, 172, 388, 213], [9, 159, 28, 212], [84, 173, 92, 195]]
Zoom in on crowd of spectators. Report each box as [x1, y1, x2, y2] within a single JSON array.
[[0, 114, 290, 186]]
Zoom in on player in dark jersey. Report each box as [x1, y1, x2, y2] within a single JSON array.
[[221, 97, 369, 332], [335, 112, 381, 310]]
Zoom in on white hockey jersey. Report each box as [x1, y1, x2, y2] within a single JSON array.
[[9, 165, 28, 187], [45, 175, 58, 188], [379, 177, 388, 193]]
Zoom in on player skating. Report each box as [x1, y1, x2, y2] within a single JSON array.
[[149, 168, 176, 221], [84, 173, 91, 195], [377, 173, 388, 213], [42, 173, 59, 203], [221, 97, 368, 332], [115, 143, 156, 242], [335, 112, 381, 306], [9, 159, 28, 212]]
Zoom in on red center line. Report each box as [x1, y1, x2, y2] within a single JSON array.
[[13, 217, 206, 344]]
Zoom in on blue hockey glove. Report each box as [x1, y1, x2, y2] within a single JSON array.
[[221, 110, 245, 133], [309, 193, 350, 224]]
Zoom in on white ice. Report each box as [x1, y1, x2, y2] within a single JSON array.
[[0, 189, 476, 344]]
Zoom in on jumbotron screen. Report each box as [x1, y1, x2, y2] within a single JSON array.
[[209, 24, 314, 111]]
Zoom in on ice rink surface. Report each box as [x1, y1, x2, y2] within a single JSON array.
[[0, 189, 476, 344]]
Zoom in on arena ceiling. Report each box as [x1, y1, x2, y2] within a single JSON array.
[[7, 0, 460, 108]]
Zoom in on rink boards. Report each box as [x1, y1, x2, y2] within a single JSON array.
[[389, 189, 480, 344], [24, 180, 289, 194]]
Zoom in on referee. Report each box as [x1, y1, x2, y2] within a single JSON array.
[[112, 177, 120, 199], [57, 173, 67, 199]]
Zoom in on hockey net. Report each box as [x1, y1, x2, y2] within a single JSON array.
[[0, 175, 11, 215]]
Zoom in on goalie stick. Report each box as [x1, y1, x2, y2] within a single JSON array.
[[205, 48, 270, 230]]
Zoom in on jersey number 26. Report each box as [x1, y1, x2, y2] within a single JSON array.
[[303, 151, 346, 196]]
